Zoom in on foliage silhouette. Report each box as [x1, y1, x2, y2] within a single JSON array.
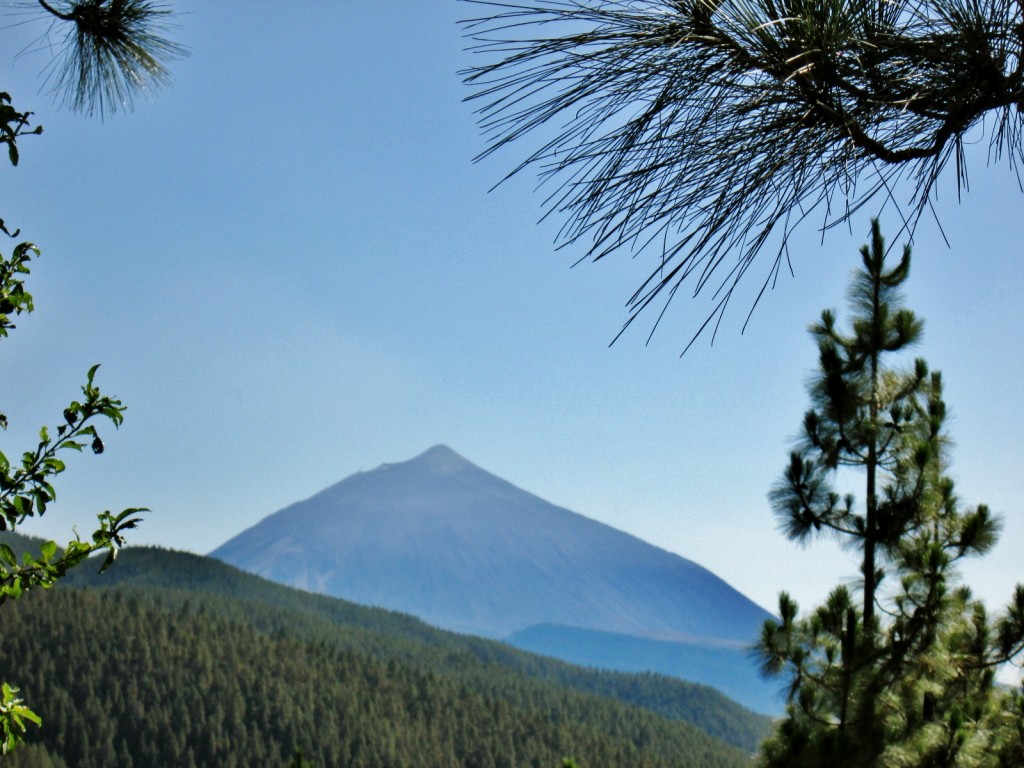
[[462, 0, 1024, 347]]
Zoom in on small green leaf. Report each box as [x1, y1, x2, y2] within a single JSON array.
[[98, 547, 117, 573], [40, 540, 56, 561]]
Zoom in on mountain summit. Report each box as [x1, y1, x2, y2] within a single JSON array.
[[211, 445, 768, 641], [211, 446, 778, 711]]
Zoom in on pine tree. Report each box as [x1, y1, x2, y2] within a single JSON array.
[[757, 221, 1024, 767]]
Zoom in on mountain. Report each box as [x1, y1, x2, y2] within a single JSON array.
[[210, 445, 780, 713]]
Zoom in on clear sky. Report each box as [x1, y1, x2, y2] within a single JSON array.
[[2, 1, 1021, 631]]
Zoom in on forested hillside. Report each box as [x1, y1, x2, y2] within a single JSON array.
[[3, 587, 752, 768], [0, 541, 771, 767], [64, 545, 772, 750]]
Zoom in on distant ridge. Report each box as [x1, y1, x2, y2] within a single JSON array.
[[211, 445, 780, 713]]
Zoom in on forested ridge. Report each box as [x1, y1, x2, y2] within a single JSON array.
[[0, 539, 770, 767]]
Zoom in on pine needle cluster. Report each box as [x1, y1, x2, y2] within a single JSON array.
[[34, 0, 185, 117], [462, 0, 1024, 346]]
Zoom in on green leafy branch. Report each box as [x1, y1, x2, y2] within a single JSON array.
[[0, 683, 40, 755], [0, 363, 133, 529], [0, 235, 145, 752], [0, 91, 42, 170], [0, 242, 38, 337], [0, 508, 143, 604]]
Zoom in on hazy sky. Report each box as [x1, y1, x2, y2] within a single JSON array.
[[2, 2, 1021, 627]]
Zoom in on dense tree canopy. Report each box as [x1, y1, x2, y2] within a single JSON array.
[[461, 0, 1024, 346], [0, 548, 764, 768]]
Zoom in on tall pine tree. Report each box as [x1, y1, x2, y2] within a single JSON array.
[[758, 221, 1024, 767]]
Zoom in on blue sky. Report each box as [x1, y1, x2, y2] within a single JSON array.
[[2, 1, 1021, 631]]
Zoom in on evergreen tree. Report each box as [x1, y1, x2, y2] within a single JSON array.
[[757, 221, 1024, 767]]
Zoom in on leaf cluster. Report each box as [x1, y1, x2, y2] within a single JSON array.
[[0, 241, 38, 338], [1, 360, 131, 528], [0, 683, 41, 756], [0, 92, 43, 169]]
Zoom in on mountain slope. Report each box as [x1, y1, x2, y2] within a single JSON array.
[[211, 445, 771, 647]]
